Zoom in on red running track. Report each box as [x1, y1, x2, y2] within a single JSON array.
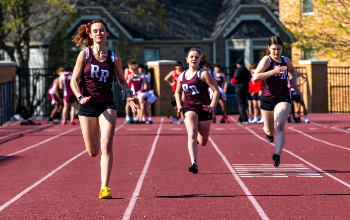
[[0, 114, 350, 219]]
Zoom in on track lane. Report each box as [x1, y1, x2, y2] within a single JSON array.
[[127, 121, 263, 219], [209, 119, 350, 219], [0, 118, 162, 219]]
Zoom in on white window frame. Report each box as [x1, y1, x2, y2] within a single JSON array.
[[225, 38, 269, 68], [144, 48, 159, 63], [301, 0, 314, 16]]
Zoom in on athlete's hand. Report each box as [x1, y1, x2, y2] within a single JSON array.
[[293, 86, 302, 95], [127, 97, 138, 113], [177, 106, 183, 117], [170, 82, 175, 87], [203, 105, 215, 113], [79, 96, 91, 104], [273, 65, 287, 75]]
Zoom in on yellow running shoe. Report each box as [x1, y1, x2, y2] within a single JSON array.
[[99, 186, 112, 199]]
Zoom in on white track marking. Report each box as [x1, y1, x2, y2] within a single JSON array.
[[0, 121, 127, 212], [311, 122, 328, 128], [0, 127, 79, 161], [0, 124, 50, 140], [209, 137, 269, 220], [330, 125, 350, 134], [115, 121, 126, 132], [123, 118, 164, 220], [9, 121, 22, 126], [289, 126, 350, 151], [0, 151, 86, 212], [241, 123, 350, 189]]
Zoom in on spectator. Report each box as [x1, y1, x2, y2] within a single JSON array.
[[231, 58, 251, 124]]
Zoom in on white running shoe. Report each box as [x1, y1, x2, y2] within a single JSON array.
[[257, 118, 264, 124], [250, 118, 258, 123], [304, 119, 310, 123], [248, 117, 253, 123]]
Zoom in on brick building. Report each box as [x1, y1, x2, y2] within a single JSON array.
[[279, 0, 350, 66]]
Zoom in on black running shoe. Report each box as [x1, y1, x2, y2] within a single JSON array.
[[266, 134, 273, 143], [272, 154, 280, 167], [197, 140, 199, 144], [188, 163, 198, 174]]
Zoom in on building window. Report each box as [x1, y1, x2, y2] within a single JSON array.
[[302, 0, 313, 14], [144, 48, 159, 63], [302, 48, 314, 60], [229, 49, 244, 68]]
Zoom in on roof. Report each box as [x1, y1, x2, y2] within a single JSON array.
[[31, 0, 277, 42]]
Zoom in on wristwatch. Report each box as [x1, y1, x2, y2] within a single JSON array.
[[78, 95, 84, 101]]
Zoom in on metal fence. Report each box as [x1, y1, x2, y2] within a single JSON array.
[[0, 78, 14, 125], [327, 67, 350, 113], [17, 68, 126, 118]]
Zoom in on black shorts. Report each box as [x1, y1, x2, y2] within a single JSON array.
[[292, 93, 301, 103], [260, 95, 291, 111], [78, 101, 116, 118], [252, 93, 260, 101], [183, 108, 212, 121], [247, 93, 253, 101]]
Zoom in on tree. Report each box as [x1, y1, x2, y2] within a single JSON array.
[[284, 0, 350, 60], [0, 0, 75, 68]]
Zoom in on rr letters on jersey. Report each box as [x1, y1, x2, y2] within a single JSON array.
[[182, 84, 200, 95], [91, 64, 110, 82], [273, 65, 287, 79]]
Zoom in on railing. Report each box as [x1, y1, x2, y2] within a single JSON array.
[[327, 67, 350, 113], [0, 78, 14, 125], [17, 68, 126, 118]]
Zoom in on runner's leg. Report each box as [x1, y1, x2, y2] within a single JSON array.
[[99, 109, 117, 187], [183, 111, 198, 163], [273, 102, 291, 155]]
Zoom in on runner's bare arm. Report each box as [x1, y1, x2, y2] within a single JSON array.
[[174, 76, 183, 117], [222, 73, 228, 93], [164, 71, 175, 86], [286, 57, 301, 95], [71, 50, 91, 104], [253, 56, 286, 82]]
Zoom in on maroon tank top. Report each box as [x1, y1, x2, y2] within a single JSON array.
[[180, 68, 211, 113], [62, 72, 74, 97], [216, 72, 224, 88], [262, 56, 289, 98], [81, 47, 115, 103], [130, 74, 142, 96]]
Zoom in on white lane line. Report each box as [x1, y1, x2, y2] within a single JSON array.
[[209, 137, 269, 220], [0, 127, 79, 161], [241, 176, 288, 178], [0, 151, 86, 212], [312, 122, 350, 134], [0, 124, 50, 140], [242, 124, 350, 189], [9, 121, 22, 126], [289, 126, 350, 151], [123, 118, 164, 220], [115, 121, 126, 132], [0, 121, 127, 212], [330, 126, 350, 134]]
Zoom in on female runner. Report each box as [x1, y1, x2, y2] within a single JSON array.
[[71, 19, 136, 198], [253, 36, 301, 167], [175, 48, 219, 174]]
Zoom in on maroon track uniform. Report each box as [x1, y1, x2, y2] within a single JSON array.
[[262, 56, 289, 98], [215, 72, 224, 88], [47, 77, 60, 105], [61, 72, 76, 103], [260, 56, 291, 111], [80, 47, 115, 103], [130, 74, 142, 97], [180, 68, 211, 113]]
